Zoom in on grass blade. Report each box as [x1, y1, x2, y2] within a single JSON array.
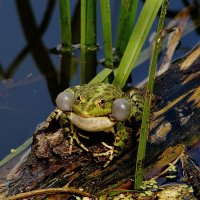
[[0, 137, 32, 167], [89, 68, 113, 84], [81, 0, 96, 48], [80, 0, 96, 83], [81, 50, 97, 84], [59, 0, 72, 51], [134, 0, 169, 189], [113, 0, 163, 89], [99, 0, 113, 68], [115, 0, 138, 58]]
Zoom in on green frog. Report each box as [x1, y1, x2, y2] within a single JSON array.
[[55, 83, 143, 166]]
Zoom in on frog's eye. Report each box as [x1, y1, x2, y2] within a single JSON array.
[[77, 96, 81, 101], [96, 99, 105, 107], [76, 96, 86, 103], [55, 91, 74, 111], [111, 98, 131, 121]]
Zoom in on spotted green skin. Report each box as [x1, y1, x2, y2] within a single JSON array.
[[61, 83, 143, 166]]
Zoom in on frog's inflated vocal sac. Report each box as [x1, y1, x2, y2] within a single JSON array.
[[56, 83, 143, 166]]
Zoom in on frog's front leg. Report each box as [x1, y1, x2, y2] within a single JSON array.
[[93, 122, 129, 167], [69, 123, 89, 153], [60, 113, 89, 154], [36, 108, 63, 132]]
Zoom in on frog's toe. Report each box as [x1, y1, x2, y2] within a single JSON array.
[[104, 152, 114, 167], [93, 146, 115, 167], [69, 131, 89, 154]]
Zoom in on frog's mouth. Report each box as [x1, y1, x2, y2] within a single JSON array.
[[68, 112, 116, 132]]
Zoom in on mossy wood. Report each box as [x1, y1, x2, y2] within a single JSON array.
[[1, 58, 200, 199]]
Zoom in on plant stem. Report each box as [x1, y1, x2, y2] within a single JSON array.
[[112, 0, 163, 89], [80, 0, 96, 84], [59, 0, 72, 51], [134, 0, 169, 189], [4, 187, 95, 200], [116, 0, 138, 59], [80, 0, 96, 48], [99, 0, 113, 68], [0, 137, 32, 167]]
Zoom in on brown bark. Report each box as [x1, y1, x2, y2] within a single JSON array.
[[2, 57, 200, 199]]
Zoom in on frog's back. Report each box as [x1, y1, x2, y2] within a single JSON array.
[[68, 83, 124, 100]]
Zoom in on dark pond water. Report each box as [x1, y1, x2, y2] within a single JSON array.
[[0, 1, 199, 161]]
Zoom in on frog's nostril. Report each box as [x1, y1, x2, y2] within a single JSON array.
[[111, 98, 131, 121], [56, 91, 74, 111]]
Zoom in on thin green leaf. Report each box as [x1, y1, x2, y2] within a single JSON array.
[[89, 68, 113, 84], [0, 137, 32, 167], [80, 0, 96, 48], [99, 0, 113, 68], [113, 0, 163, 89], [134, 0, 169, 189], [80, 0, 96, 83], [59, 0, 72, 51], [80, 50, 97, 84], [116, 0, 138, 58]]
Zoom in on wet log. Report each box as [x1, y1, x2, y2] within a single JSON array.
[[1, 56, 200, 199]]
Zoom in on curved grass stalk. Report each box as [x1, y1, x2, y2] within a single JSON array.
[[134, 0, 169, 189], [4, 187, 95, 200]]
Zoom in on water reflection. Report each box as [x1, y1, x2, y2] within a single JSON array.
[[16, 0, 60, 101]]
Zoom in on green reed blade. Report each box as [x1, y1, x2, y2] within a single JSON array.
[[116, 0, 138, 59], [80, 0, 96, 83], [81, 49, 97, 84], [134, 0, 168, 189], [89, 68, 113, 84], [0, 137, 32, 167], [99, 0, 113, 68], [113, 0, 163, 89], [81, 0, 96, 48], [59, 0, 72, 51]]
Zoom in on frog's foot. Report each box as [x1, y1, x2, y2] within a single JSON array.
[[77, 132, 90, 140], [69, 130, 89, 154], [93, 142, 115, 167]]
